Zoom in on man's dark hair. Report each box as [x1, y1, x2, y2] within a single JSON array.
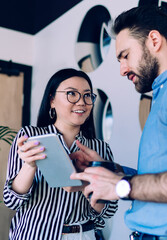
[[112, 5, 167, 44]]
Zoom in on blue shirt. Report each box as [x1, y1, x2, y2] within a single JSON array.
[[124, 70, 167, 236]]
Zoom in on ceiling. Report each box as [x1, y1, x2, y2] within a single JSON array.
[[2, 0, 167, 35], [0, 0, 83, 35]]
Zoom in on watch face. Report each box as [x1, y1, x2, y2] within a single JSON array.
[[116, 179, 131, 198]]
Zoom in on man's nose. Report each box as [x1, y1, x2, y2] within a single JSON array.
[[120, 61, 129, 76]]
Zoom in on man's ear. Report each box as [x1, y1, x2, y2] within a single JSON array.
[[147, 30, 162, 52]]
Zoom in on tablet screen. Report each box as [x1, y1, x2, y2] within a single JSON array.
[[28, 134, 82, 188]]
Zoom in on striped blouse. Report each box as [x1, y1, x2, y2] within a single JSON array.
[[3, 125, 118, 240]]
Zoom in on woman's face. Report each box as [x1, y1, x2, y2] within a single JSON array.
[[51, 76, 93, 129]]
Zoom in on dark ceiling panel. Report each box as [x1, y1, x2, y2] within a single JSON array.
[[0, 1, 34, 34], [0, 0, 83, 35]]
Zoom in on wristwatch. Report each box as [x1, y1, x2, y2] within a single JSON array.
[[115, 175, 134, 200]]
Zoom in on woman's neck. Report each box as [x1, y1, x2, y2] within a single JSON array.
[[54, 123, 80, 149]]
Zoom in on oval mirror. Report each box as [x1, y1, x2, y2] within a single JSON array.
[[76, 5, 112, 73], [93, 88, 113, 142]]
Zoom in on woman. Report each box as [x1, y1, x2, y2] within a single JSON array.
[[3, 68, 118, 240]]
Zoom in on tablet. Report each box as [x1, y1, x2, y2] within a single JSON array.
[[27, 134, 82, 188]]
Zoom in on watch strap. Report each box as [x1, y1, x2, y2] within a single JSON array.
[[121, 175, 134, 200]]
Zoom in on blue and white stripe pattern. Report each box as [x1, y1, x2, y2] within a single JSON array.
[[4, 125, 118, 240]]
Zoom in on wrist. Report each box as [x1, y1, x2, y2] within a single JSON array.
[[115, 175, 134, 200], [24, 162, 37, 170]]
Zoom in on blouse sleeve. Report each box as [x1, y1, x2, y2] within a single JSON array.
[[3, 127, 35, 211]]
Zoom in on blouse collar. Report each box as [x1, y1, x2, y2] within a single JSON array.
[[51, 124, 84, 140]]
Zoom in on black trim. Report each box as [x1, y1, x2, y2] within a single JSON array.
[[0, 59, 32, 126], [62, 220, 94, 234], [140, 94, 152, 100], [0, 0, 83, 35]]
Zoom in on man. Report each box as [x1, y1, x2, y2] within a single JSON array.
[[71, 5, 167, 240]]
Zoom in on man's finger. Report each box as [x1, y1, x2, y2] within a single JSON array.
[[76, 141, 97, 157], [70, 151, 85, 162], [70, 172, 92, 182], [70, 149, 93, 163], [76, 140, 103, 162], [85, 166, 114, 176]]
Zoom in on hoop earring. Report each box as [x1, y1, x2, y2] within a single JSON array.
[[49, 108, 56, 119]]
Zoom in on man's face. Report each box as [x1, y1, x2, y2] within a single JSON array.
[[116, 29, 159, 93]]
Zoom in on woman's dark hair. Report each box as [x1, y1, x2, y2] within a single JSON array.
[[37, 68, 96, 139], [112, 5, 167, 44]]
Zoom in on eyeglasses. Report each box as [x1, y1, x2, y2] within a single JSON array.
[[56, 90, 97, 105]]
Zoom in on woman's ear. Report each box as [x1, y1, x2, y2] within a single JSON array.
[[147, 30, 162, 52], [50, 96, 55, 108]]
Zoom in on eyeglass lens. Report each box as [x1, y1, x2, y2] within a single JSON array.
[[67, 91, 96, 105]]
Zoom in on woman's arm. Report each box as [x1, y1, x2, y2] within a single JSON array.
[[11, 135, 46, 194]]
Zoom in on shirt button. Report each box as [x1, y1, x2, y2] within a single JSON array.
[[160, 84, 164, 88]]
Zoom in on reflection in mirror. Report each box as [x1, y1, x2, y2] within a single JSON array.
[[102, 98, 113, 142], [76, 5, 112, 73], [93, 88, 113, 142], [100, 22, 112, 60]]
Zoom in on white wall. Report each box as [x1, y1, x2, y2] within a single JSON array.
[[0, 27, 34, 66], [32, 1, 141, 239], [0, 0, 142, 239]]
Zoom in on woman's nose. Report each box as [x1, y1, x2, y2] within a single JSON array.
[[76, 95, 85, 105]]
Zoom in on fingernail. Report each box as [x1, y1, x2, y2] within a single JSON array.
[[24, 135, 28, 139], [34, 141, 39, 146], [40, 147, 44, 151], [42, 154, 46, 159]]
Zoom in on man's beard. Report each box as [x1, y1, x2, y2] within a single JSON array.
[[133, 46, 160, 93]]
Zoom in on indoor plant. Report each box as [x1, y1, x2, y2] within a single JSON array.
[[0, 126, 17, 203], [0, 126, 17, 145]]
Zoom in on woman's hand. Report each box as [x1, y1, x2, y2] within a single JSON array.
[[17, 135, 46, 168]]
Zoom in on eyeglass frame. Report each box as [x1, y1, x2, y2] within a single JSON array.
[[55, 90, 97, 105]]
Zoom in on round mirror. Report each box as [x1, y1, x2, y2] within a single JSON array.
[[75, 5, 112, 73], [93, 88, 113, 142]]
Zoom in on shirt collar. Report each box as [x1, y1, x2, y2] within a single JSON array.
[[152, 70, 167, 99], [152, 70, 167, 90]]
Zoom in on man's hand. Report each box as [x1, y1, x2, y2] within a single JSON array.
[[70, 140, 104, 172], [71, 166, 123, 207]]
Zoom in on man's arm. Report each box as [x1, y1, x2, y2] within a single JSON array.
[[130, 172, 167, 202], [70, 141, 167, 205], [71, 168, 167, 206]]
